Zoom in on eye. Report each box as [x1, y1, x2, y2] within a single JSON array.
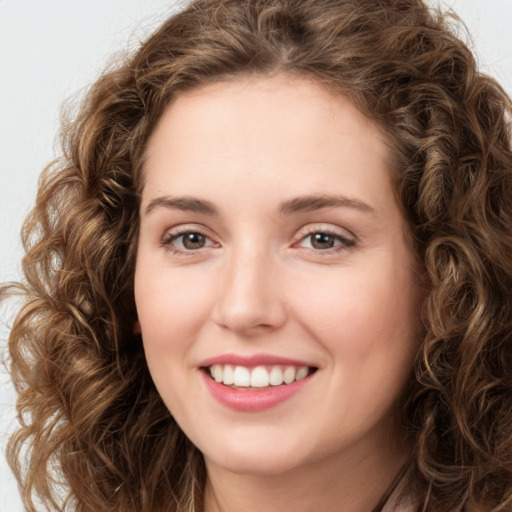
[[162, 229, 217, 253], [297, 230, 355, 252], [177, 232, 208, 250], [308, 232, 340, 250]]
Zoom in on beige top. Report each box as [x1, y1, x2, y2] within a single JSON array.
[[378, 464, 418, 512], [379, 474, 419, 512], [379, 466, 467, 512]]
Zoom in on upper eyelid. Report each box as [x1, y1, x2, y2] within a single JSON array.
[[160, 225, 217, 248], [159, 223, 357, 248], [292, 225, 358, 254], [295, 232, 356, 249], [167, 231, 213, 242], [162, 223, 215, 238], [295, 223, 356, 240]]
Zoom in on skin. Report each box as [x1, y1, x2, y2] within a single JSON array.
[[134, 75, 424, 512]]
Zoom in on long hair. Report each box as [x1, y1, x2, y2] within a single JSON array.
[[4, 0, 512, 510]]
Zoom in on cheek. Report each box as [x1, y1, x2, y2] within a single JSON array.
[[292, 257, 421, 364], [134, 265, 210, 406], [135, 263, 214, 347]]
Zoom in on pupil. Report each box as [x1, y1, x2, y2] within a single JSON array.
[[183, 232, 205, 249], [312, 233, 334, 249]]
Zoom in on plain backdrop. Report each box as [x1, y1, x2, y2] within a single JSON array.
[[1, 1, 511, 510]]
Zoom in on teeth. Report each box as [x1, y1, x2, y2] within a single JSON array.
[[251, 366, 270, 388], [223, 364, 234, 385], [233, 366, 251, 387], [296, 366, 309, 381], [212, 364, 223, 383], [208, 364, 311, 388], [283, 366, 296, 384], [269, 366, 284, 386]]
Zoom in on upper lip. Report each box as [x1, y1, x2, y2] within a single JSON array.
[[199, 353, 317, 368]]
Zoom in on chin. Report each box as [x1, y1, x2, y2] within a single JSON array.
[[200, 434, 320, 477], [208, 453, 304, 477]]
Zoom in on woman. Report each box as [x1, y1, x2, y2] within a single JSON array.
[[4, 0, 512, 510]]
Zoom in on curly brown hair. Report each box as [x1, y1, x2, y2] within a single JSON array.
[[3, 0, 512, 510]]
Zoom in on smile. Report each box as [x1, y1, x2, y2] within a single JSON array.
[[199, 356, 318, 412], [207, 364, 315, 389]]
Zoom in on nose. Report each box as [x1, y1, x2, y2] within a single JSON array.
[[213, 247, 287, 337]]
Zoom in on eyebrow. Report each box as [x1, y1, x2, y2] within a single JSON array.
[[278, 194, 376, 216], [144, 193, 375, 217], [144, 196, 219, 216]]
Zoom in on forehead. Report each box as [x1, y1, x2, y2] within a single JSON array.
[[142, 75, 394, 215], [148, 75, 384, 153]]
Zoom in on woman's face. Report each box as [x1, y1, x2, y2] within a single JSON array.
[[135, 75, 423, 477]]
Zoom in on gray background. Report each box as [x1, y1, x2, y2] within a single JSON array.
[[1, 1, 511, 510]]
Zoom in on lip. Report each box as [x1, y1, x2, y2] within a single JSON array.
[[201, 371, 314, 412], [200, 353, 314, 368], [199, 353, 317, 412]]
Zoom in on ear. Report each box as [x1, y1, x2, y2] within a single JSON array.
[[133, 320, 142, 334]]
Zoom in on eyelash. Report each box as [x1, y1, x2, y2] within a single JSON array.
[[295, 228, 356, 253], [160, 228, 216, 254], [160, 227, 356, 255]]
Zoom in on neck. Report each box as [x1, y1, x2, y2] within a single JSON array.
[[203, 437, 409, 512]]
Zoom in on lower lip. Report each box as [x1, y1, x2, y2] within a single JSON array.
[[201, 371, 313, 412]]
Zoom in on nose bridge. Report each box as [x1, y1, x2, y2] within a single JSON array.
[[214, 240, 286, 335]]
